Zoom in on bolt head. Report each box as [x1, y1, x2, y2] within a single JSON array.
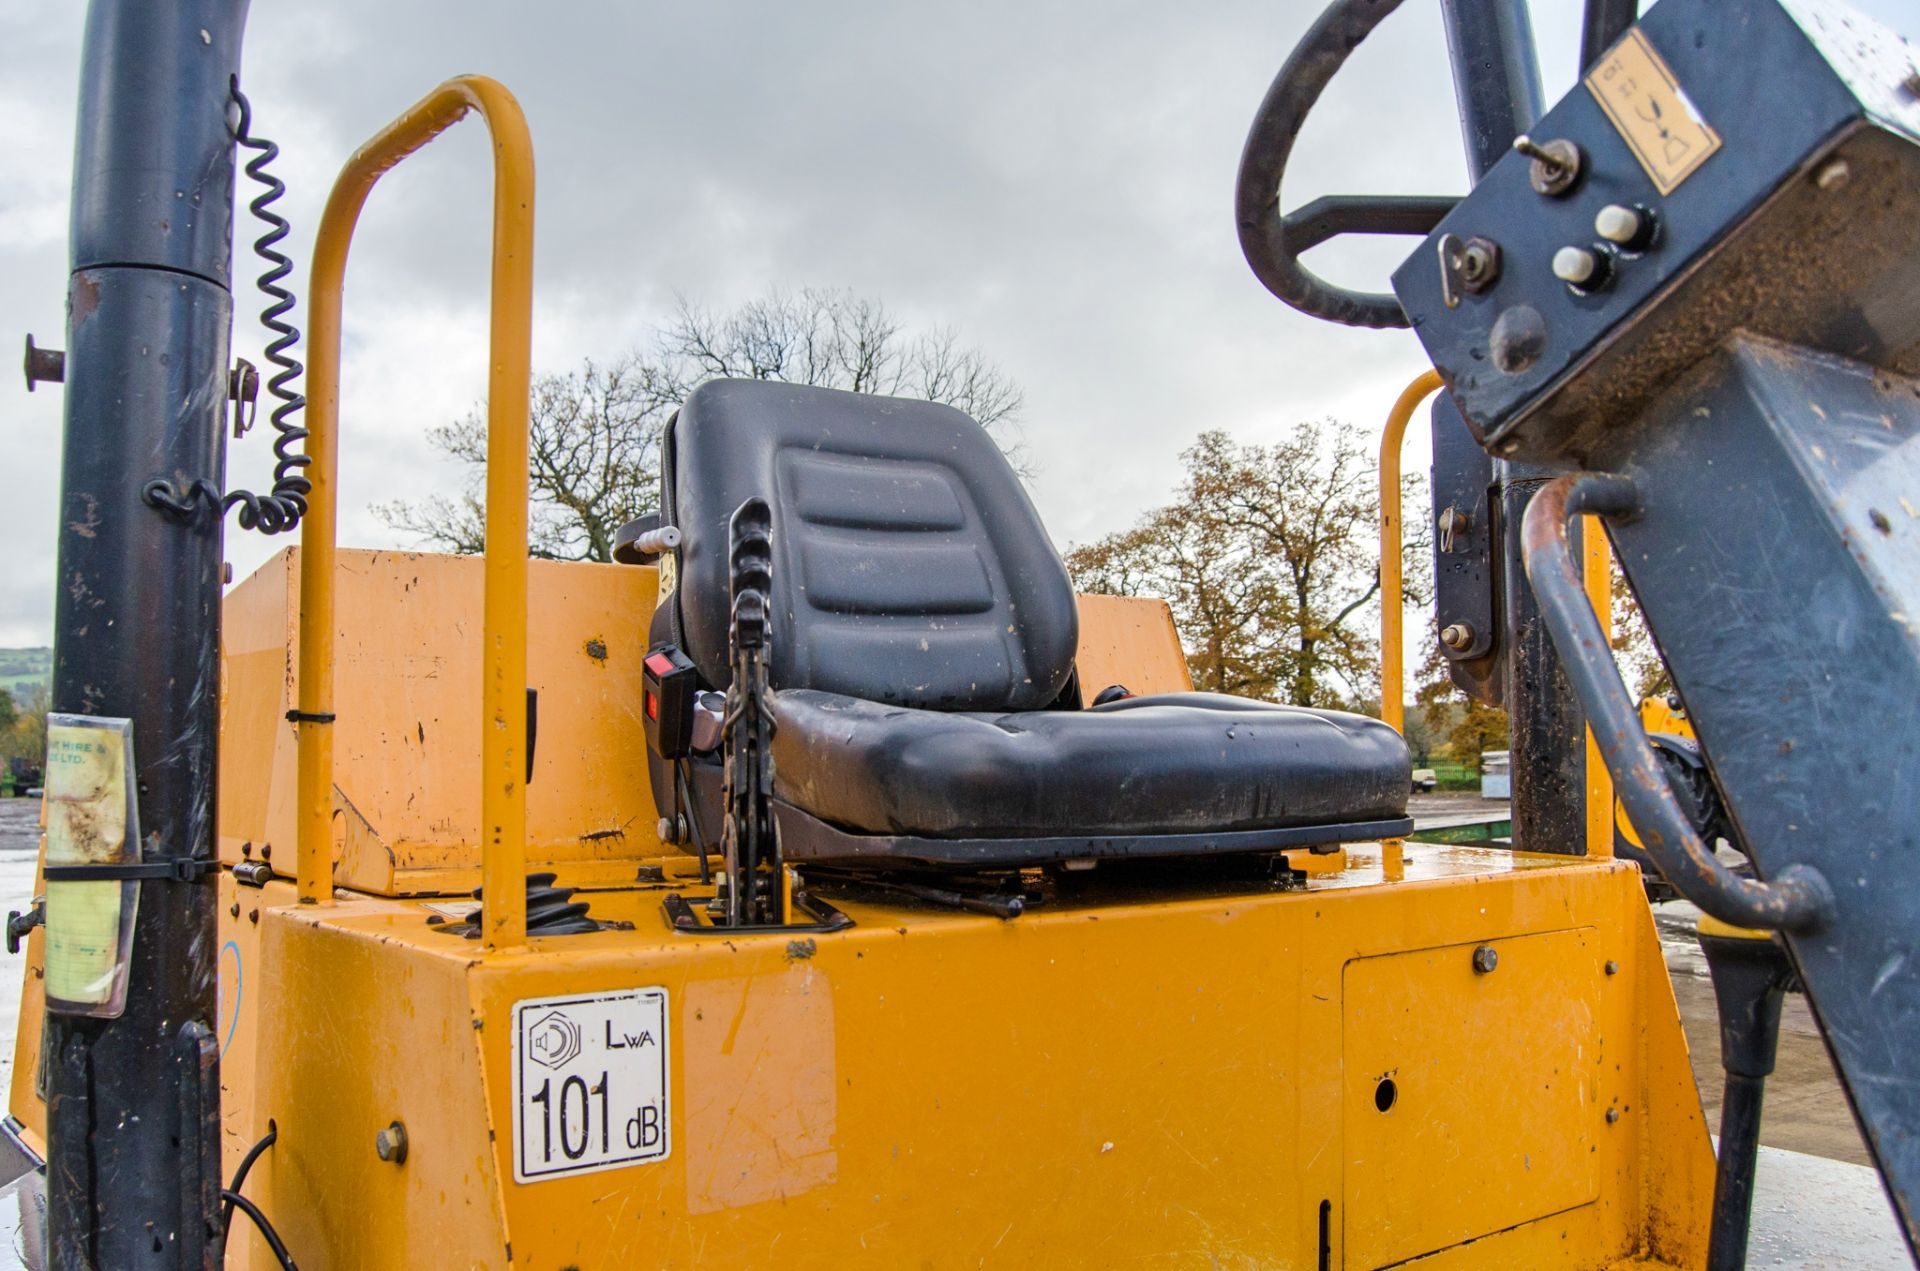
[[1471, 945, 1499, 974], [375, 1120, 409, 1164], [656, 816, 679, 845], [1606, 1106, 1622, 1124], [1552, 246, 1598, 285], [1815, 159, 1850, 191]]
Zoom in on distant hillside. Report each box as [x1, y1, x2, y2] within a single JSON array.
[[0, 648, 50, 704]]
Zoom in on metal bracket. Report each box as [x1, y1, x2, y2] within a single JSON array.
[[42, 859, 217, 884], [662, 890, 852, 935], [22, 334, 63, 391], [5, 901, 44, 955]]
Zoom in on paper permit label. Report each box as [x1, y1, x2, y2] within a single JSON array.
[[511, 987, 670, 1182], [43, 717, 137, 1008]]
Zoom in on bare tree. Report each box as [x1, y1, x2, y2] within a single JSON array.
[[380, 355, 671, 560], [380, 289, 1025, 560], [1067, 424, 1419, 709], [661, 291, 1023, 436]]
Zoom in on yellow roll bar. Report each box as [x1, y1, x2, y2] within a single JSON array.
[[294, 76, 535, 951], [1376, 370, 1614, 858], [1377, 370, 1445, 738]]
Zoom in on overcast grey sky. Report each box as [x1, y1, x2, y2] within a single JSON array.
[[1, 0, 1913, 646]]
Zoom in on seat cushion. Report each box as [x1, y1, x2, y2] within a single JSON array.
[[771, 689, 1410, 839], [667, 380, 1078, 709]]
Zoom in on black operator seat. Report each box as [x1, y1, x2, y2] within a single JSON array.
[[648, 378, 1411, 867]]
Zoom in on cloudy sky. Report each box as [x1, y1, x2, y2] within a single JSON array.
[[0, 0, 1913, 646]]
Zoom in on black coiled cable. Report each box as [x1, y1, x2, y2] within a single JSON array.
[[143, 78, 311, 533]]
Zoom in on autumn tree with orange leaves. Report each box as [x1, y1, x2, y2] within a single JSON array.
[[1067, 423, 1426, 709]]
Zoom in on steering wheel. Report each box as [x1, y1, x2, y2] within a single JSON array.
[[1235, 0, 1459, 329]]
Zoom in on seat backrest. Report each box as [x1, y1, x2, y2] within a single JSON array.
[[663, 379, 1077, 711]]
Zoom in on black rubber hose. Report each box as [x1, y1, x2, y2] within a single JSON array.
[[1708, 1073, 1768, 1270], [223, 1188, 298, 1270], [1699, 929, 1794, 1271], [221, 1120, 277, 1229]]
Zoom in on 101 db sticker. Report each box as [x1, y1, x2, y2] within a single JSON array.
[[512, 988, 670, 1182]]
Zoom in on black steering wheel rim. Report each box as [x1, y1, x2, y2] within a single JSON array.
[[1235, 0, 1456, 330]]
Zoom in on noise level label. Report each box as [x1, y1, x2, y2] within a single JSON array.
[[512, 987, 670, 1182]]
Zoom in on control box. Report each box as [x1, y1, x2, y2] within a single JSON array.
[[1392, 0, 1920, 466]]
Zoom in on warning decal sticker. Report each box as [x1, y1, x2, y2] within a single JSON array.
[[512, 987, 670, 1182], [1585, 28, 1722, 195]]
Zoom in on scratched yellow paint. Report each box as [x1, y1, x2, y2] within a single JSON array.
[[1, 554, 1714, 1267], [206, 846, 1710, 1268], [219, 548, 665, 894]]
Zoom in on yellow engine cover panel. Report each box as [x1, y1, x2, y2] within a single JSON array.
[[227, 849, 1712, 1270], [1344, 928, 1604, 1267]]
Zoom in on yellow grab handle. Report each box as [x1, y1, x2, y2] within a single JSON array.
[[295, 76, 535, 951]]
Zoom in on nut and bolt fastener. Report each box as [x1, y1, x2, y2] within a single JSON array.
[[1459, 241, 1498, 285], [376, 1120, 409, 1164], [1472, 945, 1499, 974], [1440, 623, 1475, 651]]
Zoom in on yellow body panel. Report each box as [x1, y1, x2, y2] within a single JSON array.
[[218, 845, 1709, 1269], [9, 552, 1712, 1267], [220, 548, 665, 894], [1073, 592, 1194, 696]]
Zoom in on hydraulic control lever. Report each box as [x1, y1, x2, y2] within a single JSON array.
[[717, 497, 781, 927]]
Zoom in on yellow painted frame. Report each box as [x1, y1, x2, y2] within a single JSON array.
[[1376, 370, 1615, 856], [295, 76, 536, 949], [1377, 369, 1443, 738]]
